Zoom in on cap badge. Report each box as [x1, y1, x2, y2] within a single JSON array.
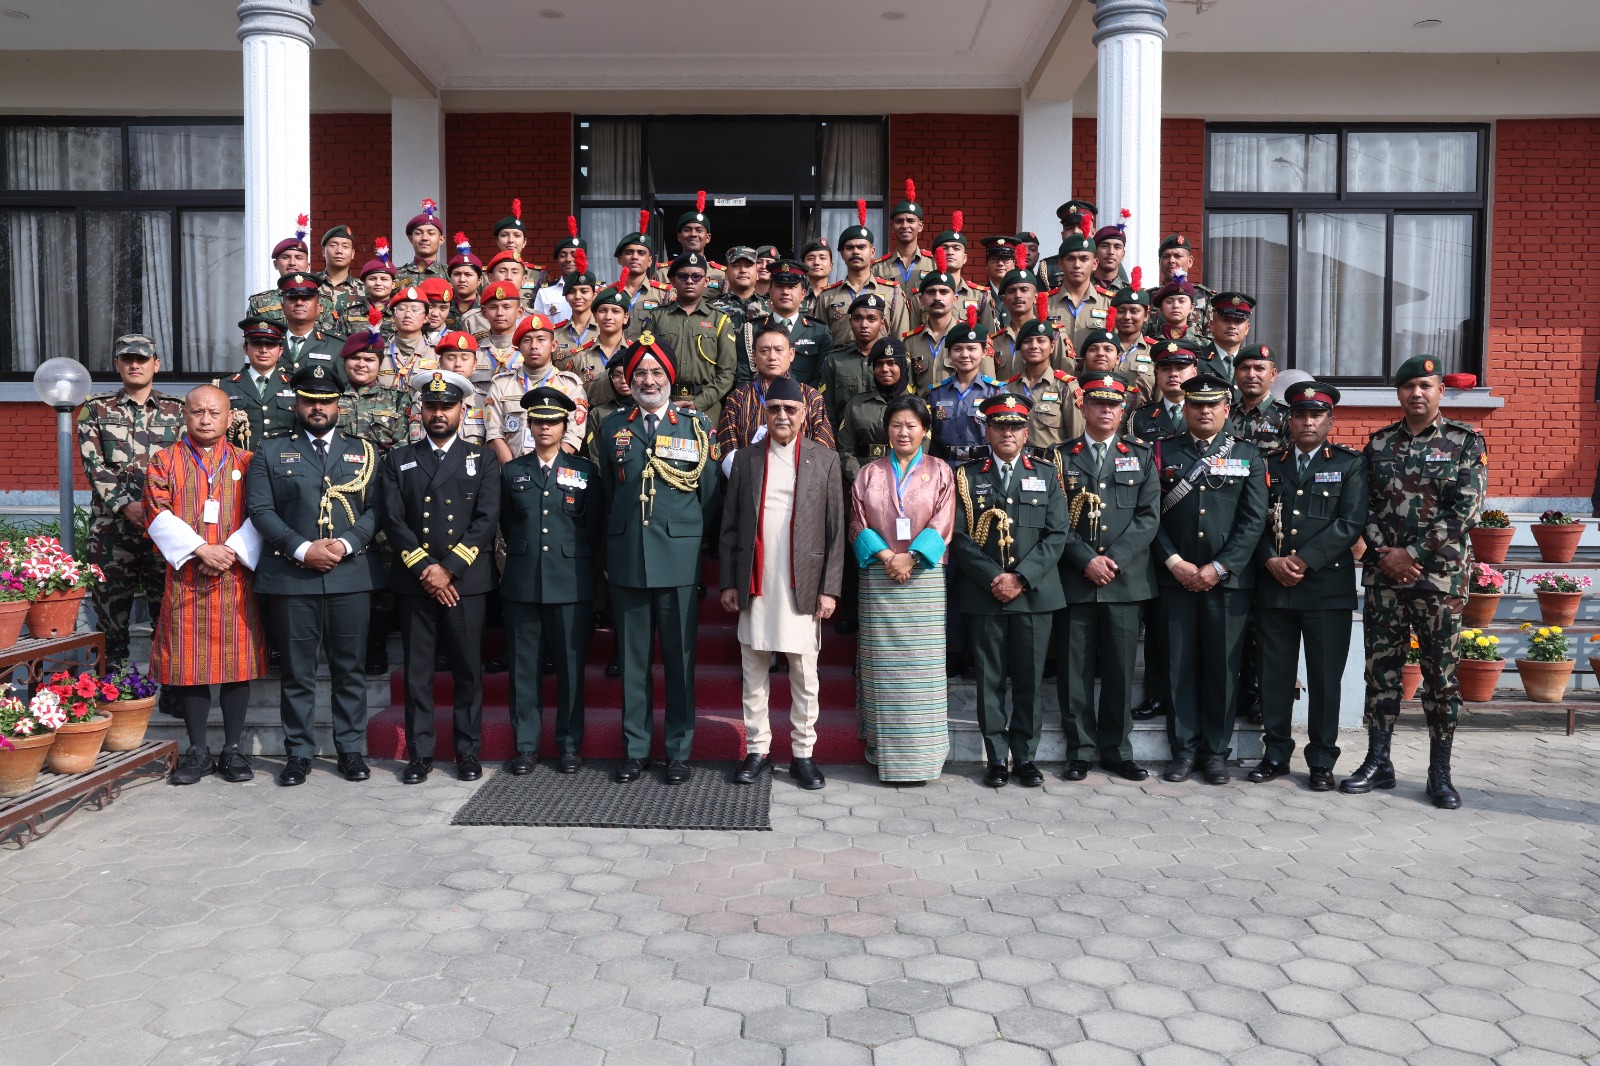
[[639, 330, 656, 346], [1423, 358, 1435, 372], [429, 372, 445, 392]]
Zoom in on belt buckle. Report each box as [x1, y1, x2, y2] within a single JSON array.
[[869, 445, 886, 458], [672, 385, 693, 399]]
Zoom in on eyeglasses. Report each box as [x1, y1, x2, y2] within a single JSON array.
[[675, 273, 707, 283]]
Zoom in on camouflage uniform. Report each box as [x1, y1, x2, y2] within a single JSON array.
[[1143, 282, 1216, 345], [339, 383, 413, 451], [1361, 416, 1487, 739], [77, 388, 184, 662], [246, 282, 357, 338], [396, 259, 449, 288]]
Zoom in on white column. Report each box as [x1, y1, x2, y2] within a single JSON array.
[[237, 0, 315, 298], [1094, 0, 1167, 279], [1018, 99, 1074, 243], [391, 97, 446, 251]]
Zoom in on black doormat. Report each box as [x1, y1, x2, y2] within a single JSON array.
[[451, 759, 772, 830]]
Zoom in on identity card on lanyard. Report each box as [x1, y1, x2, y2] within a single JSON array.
[[892, 450, 921, 541], [186, 439, 226, 524]]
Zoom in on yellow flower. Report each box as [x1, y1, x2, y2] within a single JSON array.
[[1538, 627, 1551, 638], [1552, 626, 1563, 634], [1522, 622, 1534, 632], [1489, 636, 1500, 644], [1476, 637, 1490, 647]]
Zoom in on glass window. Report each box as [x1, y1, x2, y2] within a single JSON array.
[[0, 210, 79, 372], [1209, 131, 1336, 194], [1391, 214, 1474, 374], [3, 126, 122, 192], [1203, 212, 1289, 353], [1347, 131, 1478, 194], [820, 122, 883, 199], [130, 125, 244, 191], [581, 121, 642, 200], [817, 207, 884, 284], [181, 211, 245, 374], [579, 208, 638, 281], [1295, 213, 1387, 379], [86, 211, 174, 370]]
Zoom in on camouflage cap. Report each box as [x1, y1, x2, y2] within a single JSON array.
[[1394, 354, 1443, 387], [113, 334, 157, 359], [724, 245, 759, 265]]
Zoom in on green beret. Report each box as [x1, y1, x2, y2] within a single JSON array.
[[799, 240, 830, 258], [1234, 343, 1278, 366], [614, 231, 651, 258], [320, 225, 353, 246], [1111, 286, 1149, 308], [1057, 234, 1095, 257], [932, 228, 967, 248], [1015, 317, 1055, 342], [1394, 354, 1443, 387], [1000, 268, 1040, 293], [1158, 234, 1192, 254]]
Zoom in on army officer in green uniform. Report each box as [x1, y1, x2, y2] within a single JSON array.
[[246, 364, 385, 787], [500, 388, 604, 776], [1153, 373, 1268, 786], [951, 394, 1068, 789], [1053, 375, 1159, 783], [1252, 381, 1368, 792], [218, 316, 298, 449], [597, 334, 721, 785]]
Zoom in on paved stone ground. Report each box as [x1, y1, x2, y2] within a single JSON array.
[[3, 724, 1598, 1066]]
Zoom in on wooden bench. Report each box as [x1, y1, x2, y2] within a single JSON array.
[[0, 740, 178, 848]]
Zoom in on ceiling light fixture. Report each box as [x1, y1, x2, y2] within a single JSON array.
[[538, 9, 564, 18], [881, 11, 906, 20], [1, 9, 30, 19], [1413, 18, 1442, 28]]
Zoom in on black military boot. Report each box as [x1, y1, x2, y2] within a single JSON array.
[[1339, 728, 1396, 794], [1425, 736, 1462, 809]]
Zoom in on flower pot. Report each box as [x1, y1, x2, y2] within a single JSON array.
[[1531, 522, 1585, 563], [1535, 590, 1582, 627], [1402, 662, 1422, 700], [25, 588, 87, 640], [1468, 526, 1514, 564], [1463, 592, 1501, 628], [0, 599, 27, 648], [1457, 658, 1505, 702], [100, 695, 158, 752], [1515, 658, 1574, 703], [45, 714, 110, 774], [0, 732, 55, 797]]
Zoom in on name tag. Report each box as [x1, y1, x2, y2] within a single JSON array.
[[657, 436, 699, 462], [202, 499, 220, 525], [276, 389, 295, 398], [1021, 477, 1047, 493], [613, 428, 632, 446], [896, 517, 912, 540], [309, 353, 331, 361], [511, 474, 532, 484], [1426, 451, 1451, 463], [1114, 456, 1141, 472], [1314, 471, 1342, 483], [279, 453, 300, 463], [557, 467, 588, 489], [400, 461, 418, 472]]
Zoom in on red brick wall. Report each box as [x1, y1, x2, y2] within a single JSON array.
[[1071, 116, 1205, 281], [310, 113, 392, 269], [889, 114, 1019, 238], [444, 113, 573, 266], [9, 406, 88, 491]]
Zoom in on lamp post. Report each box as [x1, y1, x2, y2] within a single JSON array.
[[32, 358, 92, 557]]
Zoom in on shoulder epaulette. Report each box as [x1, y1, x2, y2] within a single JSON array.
[[902, 326, 927, 338], [1006, 372, 1024, 384], [872, 253, 893, 265], [1045, 286, 1062, 298], [989, 329, 1008, 341], [1329, 441, 1362, 456], [1441, 417, 1484, 437], [980, 375, 996, 385], [708, 260, 725, 270], [1369, 421, 1404, 440], [228, 372, 243, 382], [1125, 436, 1153, 450], [1053, 370, 1071, 381], [823, 280, 846, 291]]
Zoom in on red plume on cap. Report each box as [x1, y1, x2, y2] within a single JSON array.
[[965, 304, 978, 330], [366, 303, 383, 336], [638, 209, 650, 235], [1116, 207, 1130, 236], [617, 270, 628, 288], [374, 237, 392, 268], [951, 210, 963, 233], [511, 198, 522, 222], [1104, 306, 1118, 334], [904, 178, 916, 204], [567, 215, 579, 238], [1080, 214, 1094, 239], [696, 190, 707, 214], [1035, 291, 1049, 323], [421, 198, 438, 219], [856, 200, 868, 228], [934, 246, 948, 274], [453, 232, 471, 256], [574, 248, 589, 275], [295, 213, 309, 243], [1130, 265, 1143, 290], [1016, 244, 1030, 269]]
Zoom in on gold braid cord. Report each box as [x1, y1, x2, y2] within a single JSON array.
[[958, 468, 1014, 568], [1068, 489, 1104, 544], [640, 417, 710, 519], [227, 408, 251, 450], [318, 438, 377, 537], [1271, 498, 1284, 554]]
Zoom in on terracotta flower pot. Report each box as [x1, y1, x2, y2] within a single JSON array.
[[1463, 592, 1501, 628], [1457, 658, 1505, 702], [1535, 590, 1582, 627], [25, 588, 87, 640], [100, 695, 158, 752], [0, 732, 55, 797], [45, 714, 110, 774], [1516, 658, 1574, 703], [0, 599, 27, 648], [1468, 526, 1514, 564], [1402, 662, 1422, 700], [1531, 522, 1585, 563]]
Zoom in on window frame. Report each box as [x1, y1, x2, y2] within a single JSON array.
[[0, 116, 244, 381], [1202, 122, 1490, 386]]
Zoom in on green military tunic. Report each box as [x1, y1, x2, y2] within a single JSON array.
[[500, 450, 604, 757], [1003, 370, 1085, 455], [1130, 398, 1184, 442], [216, 365, 297, 449], [814, 277, 911, 349], [951, 453, 1069, 764], [281, 329, 347, 382], [836, 390, 903, 483], [1154, 431, 1268, 763], [642, 298, 737, 424], [819, 344, 876, 434], [1361, 417, 1487, 740], [596, 404, 722, 762], [396, 258, 449, 288], [1257, 442, 1368, 769], [1053, 434, 1160, 762], [1047, 284, 1115, 361], [758, 313, 831, 389]]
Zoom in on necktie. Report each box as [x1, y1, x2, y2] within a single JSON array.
[[1166, 403, 1179, 424], [1001, 462, 1014, 492], [312, 438, 327, 462], [255, 374, 268, 400], [290, 336, 304, 364], [435, 447, 448, 463], [1093, 442, 1107, 474], [1298, 453, 1310, 480], [644, 413, 659, 440]]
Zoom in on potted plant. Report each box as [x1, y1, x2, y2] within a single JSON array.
[[0, 543, 28, 648], [0, 691, 58, 797], [1403, 633, 1423, 700], [40, 671, 112, 774], [16, 536, 104, 640], [1528, 571, 1589, 627], [1456, 628, 1506, 702], [1463, 563, 1506, 627], [98, 665, 160, 752], [1469, 509, 1514, 564], [1516, 624, 1574, 703], [1530, 509, 1585, 563]]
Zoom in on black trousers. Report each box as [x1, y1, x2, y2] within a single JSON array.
[[1259, 605, 1349, 769], [398, 592, 487, 759], [271, 592, 371, 757], [1161, 585, 1250, 761]]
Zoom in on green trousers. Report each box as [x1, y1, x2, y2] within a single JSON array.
[[1161, 586, 1251, 761], [1363, 585, 1462, 740], [1057, 602, 1142, 762], [504, 599, 593, 756], [967, 611, 1053, 764], [611, 584, 698, 761], [1258, 606, 1350, 769], [270, 592, 371, 757]]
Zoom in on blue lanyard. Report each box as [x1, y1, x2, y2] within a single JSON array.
[[894, 257, 915, 286], [184, 439, 227, 498], [890, 450, 922, 517]]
